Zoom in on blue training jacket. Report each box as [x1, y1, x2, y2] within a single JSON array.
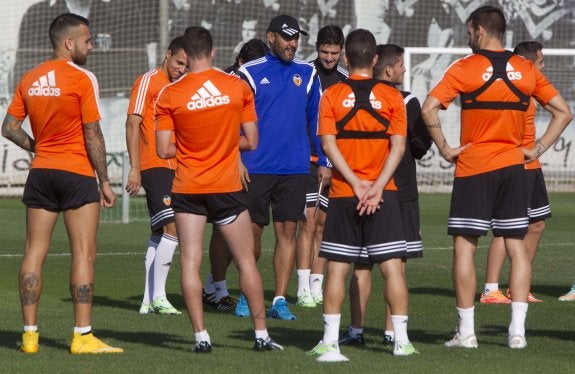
[[238, 52, 328, 174]]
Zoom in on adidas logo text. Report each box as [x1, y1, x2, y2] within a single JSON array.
[[187, 80, 230, 110], [482, 63, 522, 81], [28, 70, 60, 97], [342, 92, 381, 109]]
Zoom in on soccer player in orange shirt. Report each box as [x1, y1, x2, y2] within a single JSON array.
[[308, 29, 417, 361], [422, 5, 572, 349], [2, 13, 122, 354], [155, 26, 282, 353], [125, 36, 187, 315], [480, 41, 550, 305]]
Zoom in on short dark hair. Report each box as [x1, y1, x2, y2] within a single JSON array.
[[466, 6, 506, 41], [238, 38, 268, 64], [48, 13, 89, 49], [183, 26, 213, 59], [373, 44, 405, 78], [316, 25, 345, 49], [344, 29, 376, 69], [167, 36, 185, 55], [513, 41, 543, 62]]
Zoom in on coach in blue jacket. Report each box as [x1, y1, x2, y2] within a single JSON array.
[[237, 14, 329, 321]]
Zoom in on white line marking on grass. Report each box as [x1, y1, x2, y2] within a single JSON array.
[[1, 242, 571, 258]]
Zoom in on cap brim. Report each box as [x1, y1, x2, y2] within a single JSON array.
[[276, 29, 308, 38]]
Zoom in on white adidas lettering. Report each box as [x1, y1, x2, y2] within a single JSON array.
[[481, 63, 523, 81], [187, 80, 230, 110], [342, 91, 382, 109], [28, 70, 60, 97]]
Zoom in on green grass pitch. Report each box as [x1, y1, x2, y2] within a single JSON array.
[[0, 193, 573, 373]]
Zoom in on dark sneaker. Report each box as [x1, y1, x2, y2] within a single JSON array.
[[202, 289, 216, 307], [193, 341, 212, 353], [214, 295, 237, 311], [338, 332, 365, 346], [253, 337, 284, 351], [382, 334, 394, 346]]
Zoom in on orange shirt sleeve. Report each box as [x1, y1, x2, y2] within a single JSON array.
[[429, 58, 466, 109], [127, 74, 146, 117], [240, 80, 258, 123], [318, 87, 338, 136], [155, 88, 175, 132], [7, 80, 27, 120], [77, 72, 103, 124], [532, 68, 559, 106], [386, 88, 407, 137]]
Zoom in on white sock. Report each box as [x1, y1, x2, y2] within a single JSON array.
[[142, 236, 160, 304], [204, 273, 215, 294], [213, 280, 229, 302], [255, 329, 269, 340], [297, 269, 311, 296], [384, 330, 395, 339], [194, 329, 211, 344], [456, 306, 475, 338], [152, 234, 178, 300], [322, 314, 341, 346], [310, 273, 324, 296], [348, 326, 363, 337], [272, 296, 285, 306], [24, 325, 38, 332], [484, 283, 499, 294], [74, 326, 92, 334], [509, 301, 528, 337], [391, 315, 409, 345]]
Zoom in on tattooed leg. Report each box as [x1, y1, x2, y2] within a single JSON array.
[[70, 283, 94, 304]]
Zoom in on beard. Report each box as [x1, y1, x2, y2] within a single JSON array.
[[71, 50, 88, 65]]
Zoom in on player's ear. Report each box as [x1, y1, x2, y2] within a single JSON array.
[[371, 54, 378, 68], [210, 48, 216, 59]]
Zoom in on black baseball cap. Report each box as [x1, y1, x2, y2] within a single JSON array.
[[267, 14, 308, 38]]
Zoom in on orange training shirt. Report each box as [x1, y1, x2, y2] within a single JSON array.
[[127, 68, 176, 171], [8, 60, 102, 177], [318, 75, 407, 198], [429, 51, 558, 177], [523, 98, 541, 170], [155, 68, 257, 194]]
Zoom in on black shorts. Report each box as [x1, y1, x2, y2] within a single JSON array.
[[245, 174, 307, 225], [400, 199, 423, 259], [172, 191, 248, 225], [141, 168, 175, 231], [319, 192, 407, 265], [526, 168, 551, 223], [448, 164, 528, 237], [305, 163, 329, 212], [22, 169, 99, 212]]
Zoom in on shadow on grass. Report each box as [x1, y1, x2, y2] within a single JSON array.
[[0, 329, 71, 351], [409, 286, 453, 297], [61, 293, 187, 312], [93, 328, 193, 351], [531, 284, 574, 299]]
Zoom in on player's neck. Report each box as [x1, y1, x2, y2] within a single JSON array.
[[479, 38, 504, 52], [348, 67, 372, 78], [187, 58, 213, 73], [51, 50, 72, 62]]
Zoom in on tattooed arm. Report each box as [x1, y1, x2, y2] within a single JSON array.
[[84, 121, 116, 207], [421, 95, 470, 163], [1, 113, 35, 152], [523, 94, 573, 163]]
